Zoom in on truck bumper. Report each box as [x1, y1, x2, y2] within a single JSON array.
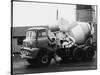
[[20, 47, 39, 59], [20, 54, 33, 59]]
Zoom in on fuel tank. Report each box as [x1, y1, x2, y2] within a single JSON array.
[[68, 22, 91, 44]]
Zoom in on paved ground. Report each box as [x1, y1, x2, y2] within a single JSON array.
[[12, 52, 97, 75]]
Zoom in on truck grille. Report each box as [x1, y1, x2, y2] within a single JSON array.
[[21, 50, 31, 56]]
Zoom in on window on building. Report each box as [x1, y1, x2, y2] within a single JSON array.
[[17, 37, 24, 45], [76, 5, 93, 22]]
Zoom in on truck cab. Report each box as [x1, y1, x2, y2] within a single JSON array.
[[20, 27, 53, 66], [23, 27, 48, 48]]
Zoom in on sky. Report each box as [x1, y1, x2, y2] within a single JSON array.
[[13, 2, 76, 27]]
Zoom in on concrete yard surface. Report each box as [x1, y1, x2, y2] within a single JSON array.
[[12, 52, 97, 75]]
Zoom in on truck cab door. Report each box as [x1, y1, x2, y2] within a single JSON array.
[[37, 30, 48, 48]]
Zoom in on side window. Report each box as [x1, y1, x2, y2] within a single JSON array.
[[38, 31, 46, 37], [42, 32, 46, 37]]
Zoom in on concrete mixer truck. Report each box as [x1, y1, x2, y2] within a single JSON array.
[[20, 22, 95, 66], [56, 22, 95, 62]]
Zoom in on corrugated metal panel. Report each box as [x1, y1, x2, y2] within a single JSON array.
[[77, 9, 93, 22], [12, 26, 32, 37], [77, 5, 92, 10]]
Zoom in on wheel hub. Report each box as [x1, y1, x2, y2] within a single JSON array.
[[41, 55, 48, 64]]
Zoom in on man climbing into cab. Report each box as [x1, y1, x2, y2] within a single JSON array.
[[47, 30, 61, 64], [62, 32, 76, 48]]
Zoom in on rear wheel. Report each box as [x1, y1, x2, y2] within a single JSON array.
[[83, 46, 95, 60], [73, 47, 84, 61]]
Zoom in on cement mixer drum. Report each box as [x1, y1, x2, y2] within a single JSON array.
[[69, 22, 90, 44]]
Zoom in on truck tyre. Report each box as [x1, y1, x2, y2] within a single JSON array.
[[83, 46, 95, 60], [73, 47, 84, 61], [37, 50, 52, 67]]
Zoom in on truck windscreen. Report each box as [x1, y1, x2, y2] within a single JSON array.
[[26, 31, 36, 39]]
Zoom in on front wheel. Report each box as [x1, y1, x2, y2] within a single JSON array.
[[37, 50, 52, 67], [83, 46, 95, 61]]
